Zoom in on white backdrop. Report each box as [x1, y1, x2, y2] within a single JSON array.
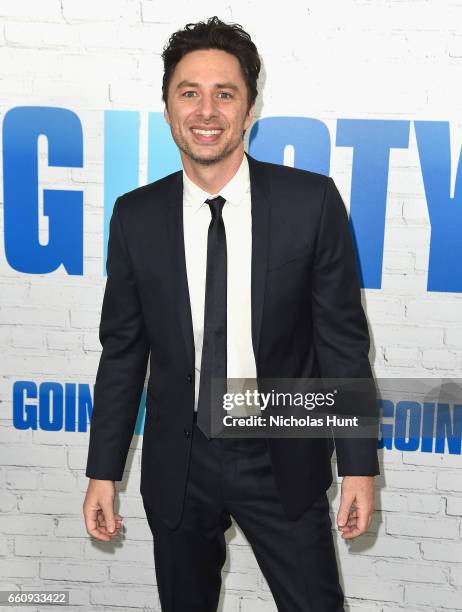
[[1, 1, 462, 611]]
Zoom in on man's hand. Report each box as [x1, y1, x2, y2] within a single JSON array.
[[83, 479, 123, 541], [336, 476, 375, 540]]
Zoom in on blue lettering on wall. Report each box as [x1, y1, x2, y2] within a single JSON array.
[[11, 379, 462, 455], [336, 119, 410, 289], [415, 121, 462, 293], [248, 116, 331, 175], [379, 399, 462, 454], [3, 106, 83, 274], [13, 380, 146, 435], [2, 106, 462, 293]]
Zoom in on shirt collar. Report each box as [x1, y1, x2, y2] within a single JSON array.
[[183, 153, 250, 212]]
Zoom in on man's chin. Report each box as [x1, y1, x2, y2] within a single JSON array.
[[189, 155, 224, 166], [182, 142, 239, 166], [184, 148, 225, 165]]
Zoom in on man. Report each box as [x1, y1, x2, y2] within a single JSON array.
[[84, 16, 380, 612]]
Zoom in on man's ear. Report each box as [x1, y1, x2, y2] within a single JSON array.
[[163, 106, 170, 125], [244, 104, 255, 131]]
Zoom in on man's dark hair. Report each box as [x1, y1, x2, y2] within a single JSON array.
[[161, 16, 261, 112]]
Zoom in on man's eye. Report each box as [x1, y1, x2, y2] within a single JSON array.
[[183, 91, 197, 97], [218, 92, 232, 99]]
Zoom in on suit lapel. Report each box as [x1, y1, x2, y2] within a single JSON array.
[[166, 171, 195, 370], [246, 152, 271, 366], [165, 153, 271, 371]]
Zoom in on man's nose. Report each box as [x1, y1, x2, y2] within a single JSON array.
[[197, 93, 218, 118]]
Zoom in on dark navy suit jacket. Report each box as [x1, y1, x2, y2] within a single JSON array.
[[86, 152, 380, 529]]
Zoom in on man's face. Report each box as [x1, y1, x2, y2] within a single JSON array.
[[164, 48, 254, 166]]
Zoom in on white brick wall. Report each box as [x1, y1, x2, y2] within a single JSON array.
[[1, 1, 462, 610]]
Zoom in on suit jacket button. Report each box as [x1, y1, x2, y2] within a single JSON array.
[[184, 429, 191, 438], [187, 374, 193, 383]]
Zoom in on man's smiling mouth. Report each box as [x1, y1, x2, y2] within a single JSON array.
[[190, 127, 224, 143], [191, 128, 223, 135]]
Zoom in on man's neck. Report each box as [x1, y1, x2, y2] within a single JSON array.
[[182, 146, 245, 194]]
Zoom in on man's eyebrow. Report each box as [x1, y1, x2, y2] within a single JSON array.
[[215, 82, 239, 90], [175, 80, 199, 89], [175, 80, 239, 90]]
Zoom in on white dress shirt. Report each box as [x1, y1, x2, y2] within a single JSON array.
[[182, 153, 257, 411]]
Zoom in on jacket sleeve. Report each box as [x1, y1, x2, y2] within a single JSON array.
[[311, 176, 380, 477], [86, 197, 150, 481]]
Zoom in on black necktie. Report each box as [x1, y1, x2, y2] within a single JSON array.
[[197, 196, 227, 438]]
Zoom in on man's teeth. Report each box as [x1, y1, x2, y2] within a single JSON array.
[[192, 129, 222, 135]]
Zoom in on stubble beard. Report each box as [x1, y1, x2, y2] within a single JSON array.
[[174, 128, 242, 167]]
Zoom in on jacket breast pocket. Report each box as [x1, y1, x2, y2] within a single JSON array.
[[267, 246, 311, 272]]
